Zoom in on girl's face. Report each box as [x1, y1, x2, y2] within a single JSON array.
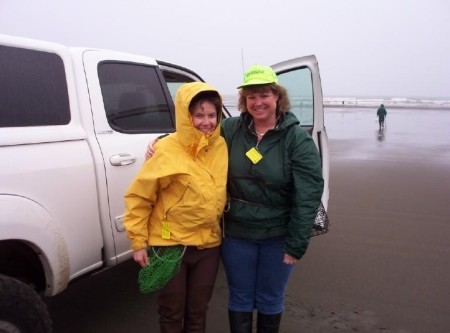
[[191, 101, 218, 134], [245, 89, 278, 123]]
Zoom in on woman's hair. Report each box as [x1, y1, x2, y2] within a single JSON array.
[[237, 84, 290, 115], [189, 91, 222, 116]]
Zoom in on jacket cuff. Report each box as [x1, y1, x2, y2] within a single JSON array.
[[131, 241, 147, 252]]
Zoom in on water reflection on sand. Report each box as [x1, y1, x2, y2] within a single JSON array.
[[325, 107, 450, 164], [295, 107, 450, 332]]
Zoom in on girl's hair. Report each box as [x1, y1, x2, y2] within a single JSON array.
[[189, 91, 222, 116], [237, 84, 290, 116]]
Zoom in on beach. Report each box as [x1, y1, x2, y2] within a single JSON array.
[[46, 106, 450, 332]]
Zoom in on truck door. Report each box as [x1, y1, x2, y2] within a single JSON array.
[[272, 56, 330, 209], [82, 50, 208, 264]]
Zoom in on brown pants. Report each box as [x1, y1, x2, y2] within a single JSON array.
[[157, 246, 220, 333]]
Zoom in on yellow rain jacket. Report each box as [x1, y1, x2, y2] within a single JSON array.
[[124, 82, 228, 251]]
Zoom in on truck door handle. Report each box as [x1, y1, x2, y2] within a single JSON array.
[[110, 153, 137, 166]]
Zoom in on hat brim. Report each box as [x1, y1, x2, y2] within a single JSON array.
[[237, 80, 276, 89]]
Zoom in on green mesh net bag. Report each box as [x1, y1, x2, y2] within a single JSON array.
[[138, 245, 186, 294]]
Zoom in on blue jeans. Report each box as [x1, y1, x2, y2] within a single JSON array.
[[221, 236, 294, 314]]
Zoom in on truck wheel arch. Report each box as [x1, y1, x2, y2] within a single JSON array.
[[0, 240, 46, 291], [0, 195, 70, 296]]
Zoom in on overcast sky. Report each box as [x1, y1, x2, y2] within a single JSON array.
[[1, 0, 449, 98]]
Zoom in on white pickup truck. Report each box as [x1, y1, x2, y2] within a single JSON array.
[[0, 34, 329, 332]]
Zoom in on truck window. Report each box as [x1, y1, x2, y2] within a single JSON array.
[[98, 62, 174, 133], [0, 45, 71, 128], [160, 69, 232, 119], [161, 71, 195, 100], [277, 67, 314, 127]]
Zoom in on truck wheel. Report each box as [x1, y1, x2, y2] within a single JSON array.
[[0, 275, 52, 333]]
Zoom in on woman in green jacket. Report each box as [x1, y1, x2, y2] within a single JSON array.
[[221, 65, 324, 333]]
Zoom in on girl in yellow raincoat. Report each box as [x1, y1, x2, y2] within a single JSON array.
[[124, 82, 228, 332]]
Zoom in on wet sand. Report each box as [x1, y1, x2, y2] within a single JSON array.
[[46, 107, 450, 332], [274, 108, 450, 332]]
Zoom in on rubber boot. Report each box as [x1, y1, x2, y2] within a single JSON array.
[[256, 312, 282, 333], [228, 310, 253, 333]]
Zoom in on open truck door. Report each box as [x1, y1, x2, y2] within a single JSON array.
[[272, 55, 330, 212]]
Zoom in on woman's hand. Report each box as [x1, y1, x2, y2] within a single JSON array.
[[283, 253, 298, 265], [133, 248, 149, 267], [145, 138, 159, 160]]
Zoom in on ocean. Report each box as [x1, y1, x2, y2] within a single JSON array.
[[222, 95, 450, 115], [221, 95, 450, 164]]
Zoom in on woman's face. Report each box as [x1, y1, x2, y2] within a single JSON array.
[[245, 89, 278, 123], [191, 101, 218, 134]]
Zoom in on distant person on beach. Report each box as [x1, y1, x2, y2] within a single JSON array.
[[145, 66, 324, 333], [125, 82, 228, 333], [377, 104, 387, 130]]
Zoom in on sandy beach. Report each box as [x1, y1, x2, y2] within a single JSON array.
[[46, 107, 450, 332]]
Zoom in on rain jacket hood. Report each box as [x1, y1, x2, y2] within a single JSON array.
[[124, 82, 228, 251], [175, 82, 223, 156]]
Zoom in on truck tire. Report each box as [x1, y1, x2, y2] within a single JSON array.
[[0, 275, 52, 333]]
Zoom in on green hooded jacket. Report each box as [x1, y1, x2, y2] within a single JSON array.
[[221, 112, 324, 259], [377, 104, 387, 120]]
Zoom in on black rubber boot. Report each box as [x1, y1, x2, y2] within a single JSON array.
[[256, 312, 282, 333], [228, 310, 253, 333]]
